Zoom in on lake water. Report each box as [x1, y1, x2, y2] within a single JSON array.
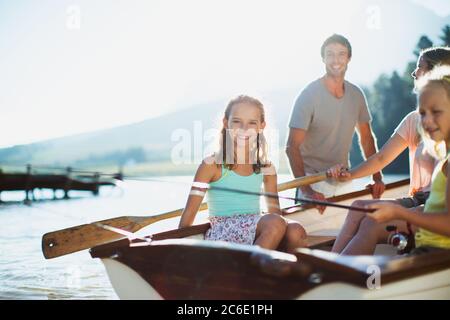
[[0, 174, 406, 299]]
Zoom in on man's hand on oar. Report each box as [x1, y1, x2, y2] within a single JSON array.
[[326, 164, 351, 181], [366, 180, 386, 199], [299, 186, 327, 214]]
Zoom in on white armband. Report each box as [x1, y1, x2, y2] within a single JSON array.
[[192, 181, 210, 189], [189, 190, 206, 197]]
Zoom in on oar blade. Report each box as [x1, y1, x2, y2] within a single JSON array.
[[41, 216, 142, 259]]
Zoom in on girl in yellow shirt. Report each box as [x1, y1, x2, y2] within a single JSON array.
[[368, 65, 450, 251]]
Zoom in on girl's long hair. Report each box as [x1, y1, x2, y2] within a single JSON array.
[[420, 47, 450, 71], [214, 95, 270, 173]]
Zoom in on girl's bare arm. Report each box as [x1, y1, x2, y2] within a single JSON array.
[[350, 133, 408, 179], [263, 166, 282, 215], [178, 160, 217, 228]]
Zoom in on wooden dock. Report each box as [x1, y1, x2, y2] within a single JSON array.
[[0, 165, 121, 202]]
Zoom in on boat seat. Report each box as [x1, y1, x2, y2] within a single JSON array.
[[296, 248, 394, 274], [306, 235, 397, 255], [151, 222, 337, 250], [306, 235, 336, 249]]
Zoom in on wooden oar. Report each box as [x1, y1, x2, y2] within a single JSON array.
[[277, 172, 327, 192], [42, 172, 327, 259]]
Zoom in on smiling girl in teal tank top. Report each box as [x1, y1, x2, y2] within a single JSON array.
[[178, 95, 307, 251]]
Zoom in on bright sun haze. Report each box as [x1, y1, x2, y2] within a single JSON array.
[[0, 0, 448, 148]]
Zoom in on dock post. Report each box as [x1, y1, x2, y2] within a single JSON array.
[[24, 164, 32, 204], [92, 172, 100, 196], [64, 166, 72, 199], [115, 167, 124, 181]]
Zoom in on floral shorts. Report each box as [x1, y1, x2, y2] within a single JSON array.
[[204, 213, 262, 245]]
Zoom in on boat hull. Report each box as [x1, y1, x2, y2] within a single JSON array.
[[89, 178, 450, 299], [95, 239, 450, 300]]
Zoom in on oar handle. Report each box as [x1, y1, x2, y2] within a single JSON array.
[[277, 172, 328, 192]]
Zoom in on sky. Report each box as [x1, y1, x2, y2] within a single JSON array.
[[0, 0, 450, 149], [412, 0, 450, 16]]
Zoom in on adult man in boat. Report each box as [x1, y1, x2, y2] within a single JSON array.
[[286, 34, 384, 212]]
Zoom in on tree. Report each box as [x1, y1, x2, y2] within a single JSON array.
[[350, 69, 416, 174], [403, 61, 416, 88], [413, 35, 433, 57], [440, 25, 450, 46]]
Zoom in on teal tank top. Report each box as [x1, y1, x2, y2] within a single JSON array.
[[207, 166, 264, 217]]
